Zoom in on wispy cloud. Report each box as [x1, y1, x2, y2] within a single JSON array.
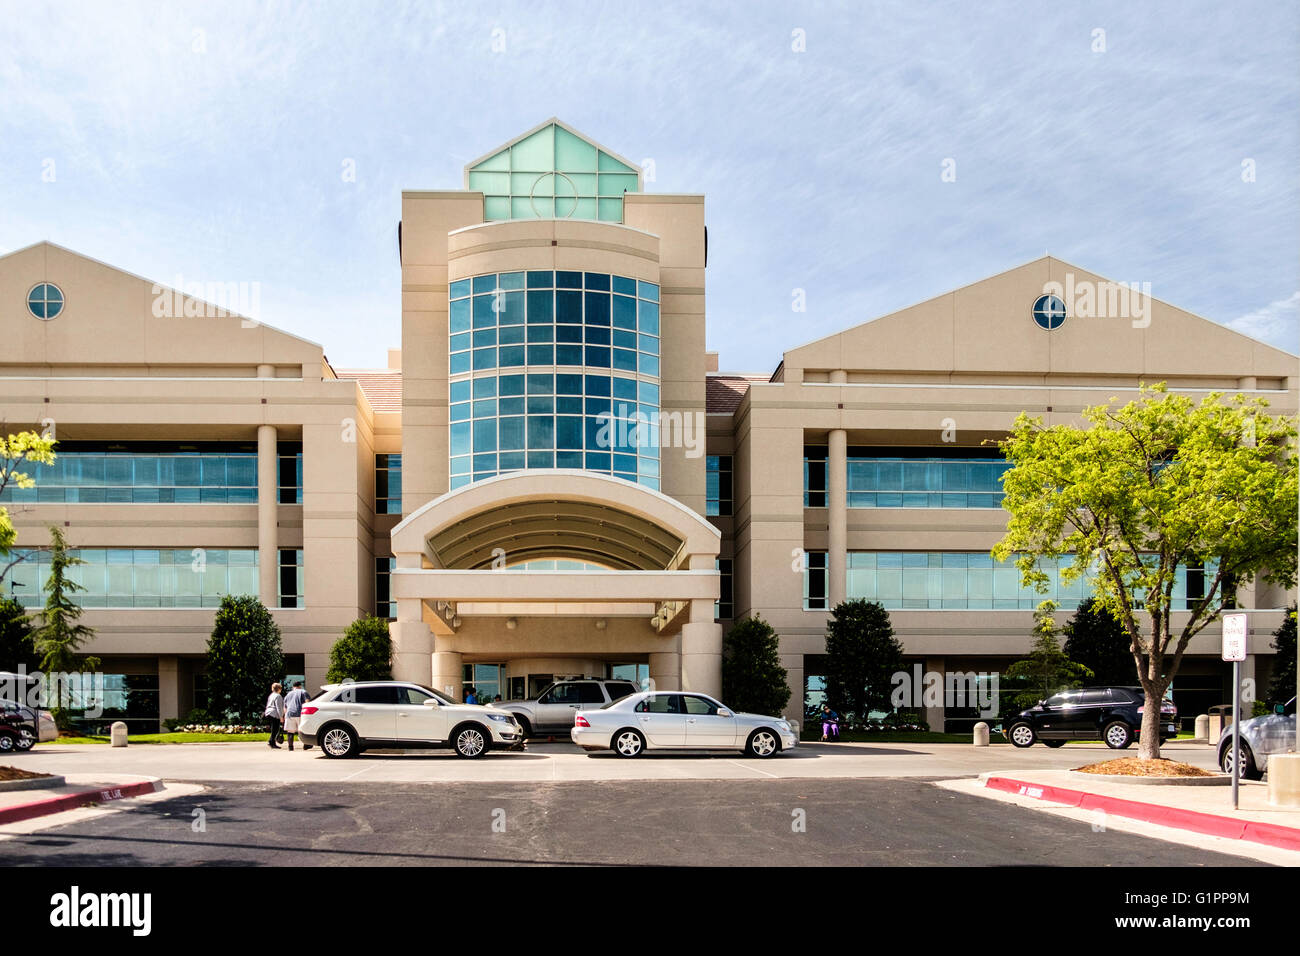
[[1227, 291, 1300, 353]]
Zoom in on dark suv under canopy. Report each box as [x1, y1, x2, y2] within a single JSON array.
[[1004, 686, 1177, 750]]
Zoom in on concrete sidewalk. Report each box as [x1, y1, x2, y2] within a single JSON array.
[[979, 769, 1300, 852], [0, 773, 164, 825]]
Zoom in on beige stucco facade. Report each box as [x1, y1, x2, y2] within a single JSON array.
[[1, 121, 1295, 732]]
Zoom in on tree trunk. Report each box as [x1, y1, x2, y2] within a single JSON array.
[[1138, 690, 1163, 760]]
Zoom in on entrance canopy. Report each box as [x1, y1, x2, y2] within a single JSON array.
[[389, 470, 721, 636]]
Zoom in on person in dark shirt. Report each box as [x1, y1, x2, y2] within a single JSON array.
[[820, 704, 840, 741]]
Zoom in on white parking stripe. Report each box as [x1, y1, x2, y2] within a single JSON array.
[[726, 760, 778, 778]]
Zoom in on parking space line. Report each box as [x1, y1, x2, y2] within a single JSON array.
[[726, 760, 778, 778], [343, 764, 374, 781]]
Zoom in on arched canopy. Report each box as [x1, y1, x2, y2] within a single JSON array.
[[391, 470, 720, 571]]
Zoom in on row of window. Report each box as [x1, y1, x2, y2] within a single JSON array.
[[803, 551, 1215, 611], [7, 548, 303, 609], [451, 271, 658, 300], [707, 456, 733, 516], [804, 452, 1010, 509], [0, 446, 303, 505]]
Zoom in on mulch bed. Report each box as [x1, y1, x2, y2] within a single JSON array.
[[1073, 757, 1216, 778], [0, 766, 54, 782]]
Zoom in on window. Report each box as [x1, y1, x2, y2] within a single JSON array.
[[577, 683, 606, 704], [352, 686, 399, 705], [635, 694, 681, 714], [681, 695, 719, 715], [715, 558, 733, 620], [846, 454, 1009, 509], [804, 448, 827, 507], [449, 271, 660, 491], [375, 557, 394, 618], [397, 686, 434, 705], [376, 454, 402, 514], [804, 551, 828, 610], [706, 455, 732, 516], [539, 682, 580, 705], [278, 443, 303, 504], [462, 664, 502, 702], [605, 682, 639, 701], [278, 549, 303, 609], [6, 547, 258, 609], [27, 283, 64, 320]]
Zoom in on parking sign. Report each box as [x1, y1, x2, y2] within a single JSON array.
[[1221, 613, 1248, 662]]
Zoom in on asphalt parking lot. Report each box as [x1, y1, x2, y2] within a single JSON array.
[[11, 738, 1221, 784]]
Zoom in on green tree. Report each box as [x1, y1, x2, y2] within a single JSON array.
[[993, 385, 1298, 759], [327, 616, 393, 684], [0, 597, 40, 674], [0, 430, 57, 583], [1062, 597, 1133, 687], [824, 599, 904, 720], [1004, 601, 1094, 711], [205, 594, 284, 723], [721, 615, 790, 716], [1267, 606, 1296, 708], [34, 526, 98, 675]]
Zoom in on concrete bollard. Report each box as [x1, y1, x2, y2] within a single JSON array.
[[110, 721, 128, 748], [1207, 715, 1222, 744], [1194, 714, 1209, 743], [973, 722, 990, 747], [1267, 753, 1300, 808]]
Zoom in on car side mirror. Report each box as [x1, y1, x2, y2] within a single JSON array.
[[423, 698, 440, 707], [717, 708, 733, 718]]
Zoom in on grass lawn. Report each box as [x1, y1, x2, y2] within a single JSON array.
[[48, 732, 270, 745]]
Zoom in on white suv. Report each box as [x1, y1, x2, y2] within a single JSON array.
[[299, 681, 524, 758]]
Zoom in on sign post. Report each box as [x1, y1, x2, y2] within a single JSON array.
[[1221, 613, 1249, 810]]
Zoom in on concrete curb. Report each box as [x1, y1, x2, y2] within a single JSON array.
[[983, 774, 1300, 852], [0, 778, 164, 826], [1065, 769, 1229, 786], [0, 774, 67, 792]]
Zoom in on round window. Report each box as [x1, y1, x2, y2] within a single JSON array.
[[27, 283, 65, 320], [1031, 293, 1066, 330]]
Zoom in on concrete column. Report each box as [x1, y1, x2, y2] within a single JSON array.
[[431, 650, 463, 700], [782, 654, 804, 725], [256, 363, 275, 379], [257, 423, 278, 605], [680, 599, 723, 696], [157, 655, 179, 729], [924, 655, 946, 732], [649, 650, 681, 692], [828, 427, 847, 608]]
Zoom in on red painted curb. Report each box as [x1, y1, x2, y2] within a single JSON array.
[[0, 779, 163, 826], [985, 776, 1300, 852]]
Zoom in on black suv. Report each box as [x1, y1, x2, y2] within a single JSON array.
[[1004, 686, 1177, 749]]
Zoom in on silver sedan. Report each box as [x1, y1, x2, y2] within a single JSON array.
[[571, 690, 797, 758], [1218, 697, 1296, 779]]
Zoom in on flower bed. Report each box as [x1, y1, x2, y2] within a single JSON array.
[[175, 724, 267, 735]]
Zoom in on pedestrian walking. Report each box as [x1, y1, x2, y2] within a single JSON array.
[[282, 681, 309, 751], [264, 682, 285, 748]]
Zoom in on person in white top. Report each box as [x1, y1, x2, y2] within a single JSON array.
[[263, 682, 285, 749]]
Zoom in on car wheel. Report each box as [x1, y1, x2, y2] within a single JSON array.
[[1103, 721, 1133, 749], [0, 731, 16, 754], [746, 729, 780, 758], [1220, 740, 1263, 780], [613, 728, 645, 757], [1043, 739, 1067, 748], [453, 724, 490, 758], [1008, 722, 1036, 748], [320, 725, 358, 759], [513, 715, 533, 739]]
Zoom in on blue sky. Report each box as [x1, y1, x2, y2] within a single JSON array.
[[3, 0, 1297, 372]]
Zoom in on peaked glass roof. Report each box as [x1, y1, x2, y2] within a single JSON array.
[[466, 121, 641, 223]]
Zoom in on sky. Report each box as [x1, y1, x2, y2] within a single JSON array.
[[2, 0, 1297, 373]]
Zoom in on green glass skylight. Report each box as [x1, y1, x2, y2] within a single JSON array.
[[465, 120, 642, 223]]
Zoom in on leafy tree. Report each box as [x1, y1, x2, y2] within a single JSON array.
[[721, 615, 790, 716], [1267, 605, 1296, 708], [1063, 597, 1133, 686], [0, 430, 57, 583], [205, 594, 284, 723], [993, 384, 1298, 758], [327, 616, 393, 684], [824, 599, 904, 720], [34, 526, 98, 675], [0, 597, 40, 674], [1004, 601, 1093, 711]]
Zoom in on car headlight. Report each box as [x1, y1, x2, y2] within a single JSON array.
[[778, 721, 791, 731], [486, 713, 514, 723]]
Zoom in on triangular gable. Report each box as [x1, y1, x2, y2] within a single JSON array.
[[464, 118, 641, 223], [0, 241, 323, 370], [783, 257, 1297, 383]]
